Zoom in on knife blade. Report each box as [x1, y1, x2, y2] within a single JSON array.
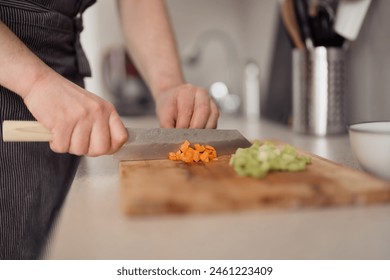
[[115, 127, 251, 161], [2, 121, 251, 161]]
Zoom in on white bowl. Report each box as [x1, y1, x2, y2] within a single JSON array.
[[349, 121, 390, 181]]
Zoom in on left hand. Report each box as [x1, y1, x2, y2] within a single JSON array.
[[154, 83, 219, 129]]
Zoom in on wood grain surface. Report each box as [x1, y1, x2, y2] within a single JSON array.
[[120, 151, 390, 215]]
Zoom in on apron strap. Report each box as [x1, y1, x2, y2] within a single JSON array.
[[78, 0, 97, 14], [74, 14, 91, 77], [73, 0, 97, 77]]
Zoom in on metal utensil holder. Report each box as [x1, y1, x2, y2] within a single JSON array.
[[292, 47, 346, 136]]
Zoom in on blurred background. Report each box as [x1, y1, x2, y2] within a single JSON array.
[[80, 0, 390, 126]]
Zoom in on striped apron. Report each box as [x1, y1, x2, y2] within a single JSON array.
[[0, 0, 96, 259]]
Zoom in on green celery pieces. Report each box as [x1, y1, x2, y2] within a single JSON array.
[[229, 141, 311, 178]]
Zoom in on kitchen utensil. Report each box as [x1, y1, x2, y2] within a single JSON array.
[[334, 0, 372, 41], [115, 128, 251, 161], [309, 2, 345, 47], [293, 0, 314, 49], [120, 144, 390, 215], [292, 47, 346, 136], [280, 0, 305, 50], [2, 121, 53, 142], [349, 121, 390, 181], [2, 121, 251, 161]]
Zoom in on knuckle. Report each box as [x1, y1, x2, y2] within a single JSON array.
[[112, 136, 127, 152], [198, 87, 208, 95], [50, 142, 68, 154], [105, 102, 115, 112], [87, 147, 104, 157], [90, 101, 105, 116], [180, 83, 194, 93], [94, 147, 108, 157], [197, 102, 210, 113], [77, 106, 88, 119], [89, 142, 110, 157], [118, 132, 128, 145], [87, 151, 99, 158], [70, 146, 88, 156], [183, 108, 193, 118]]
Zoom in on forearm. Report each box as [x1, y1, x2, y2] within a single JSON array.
[[117, 0, 185, 97], [0, 20, 53, 99]]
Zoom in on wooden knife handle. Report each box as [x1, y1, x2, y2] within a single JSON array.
[[2, 121, 52, 142]]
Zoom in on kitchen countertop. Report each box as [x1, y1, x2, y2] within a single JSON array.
[[44, 116, 390, 259]]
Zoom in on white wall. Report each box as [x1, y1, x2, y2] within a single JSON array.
[[80, 0, 278, 107], [345, 0, 390, 123]]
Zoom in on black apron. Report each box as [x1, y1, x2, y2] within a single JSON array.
[[0, 0, 96, 259]]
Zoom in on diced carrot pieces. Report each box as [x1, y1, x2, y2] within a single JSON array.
[[184, 148, 194, 159], [199, 151, 209, 162], [168, 141, 217, 163], [193, 150, 200, 162], [182, 156, 192, 163], [194, 143, 205, 152], [205, 145, 215, 151], [168, 152, 177, 160], [180, 140, 191, 153], [209, 150, 217, 160]]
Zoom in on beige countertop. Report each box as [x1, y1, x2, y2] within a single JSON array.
[[44, 116, 390, 259]]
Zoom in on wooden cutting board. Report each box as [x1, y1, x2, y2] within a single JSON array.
[[120, 146, 390, 215]]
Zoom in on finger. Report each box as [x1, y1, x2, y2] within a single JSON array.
[[49, 123, 74, 154], [175, 88, 195, 128], [157, 103, 176, 128], [159, 114, 176, 128], [160, 118, 175, 128], [189, 89, 211, 128], [108, 111, 128, 153], [205, 99, 220, 129], [68, 120, 91, 156], [87, 117, 111, 157]]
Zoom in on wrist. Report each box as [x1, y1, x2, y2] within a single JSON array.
[[150, 77, 185, 97], [22, 66, 55, 100]]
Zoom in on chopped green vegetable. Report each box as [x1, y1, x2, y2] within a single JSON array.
[[229, 141, 311, 178]]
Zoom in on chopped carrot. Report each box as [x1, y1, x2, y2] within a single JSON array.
[[193, 150, 200, 162], [194, 143, 205, 152], [182, 155, 192, 163], [199, 151, 210, 162], [184, 147, 194, 158], [205, 145, 215, 151], [180, 140, 190, 153], [209, 150, 217, 160], [168, 152, 177, 161], [168, 140, 217, 163]]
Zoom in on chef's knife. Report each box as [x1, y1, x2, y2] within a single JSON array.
[[2, 121, 252, 161]]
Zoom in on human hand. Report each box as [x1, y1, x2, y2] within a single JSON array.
[[154, 84, 219, 129], [23, 72, 128, 156]]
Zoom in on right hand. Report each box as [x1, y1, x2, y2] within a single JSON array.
[[23, 71, 128, 157]]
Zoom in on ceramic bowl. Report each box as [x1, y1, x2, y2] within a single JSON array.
[[349, 121, 390, 181]]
